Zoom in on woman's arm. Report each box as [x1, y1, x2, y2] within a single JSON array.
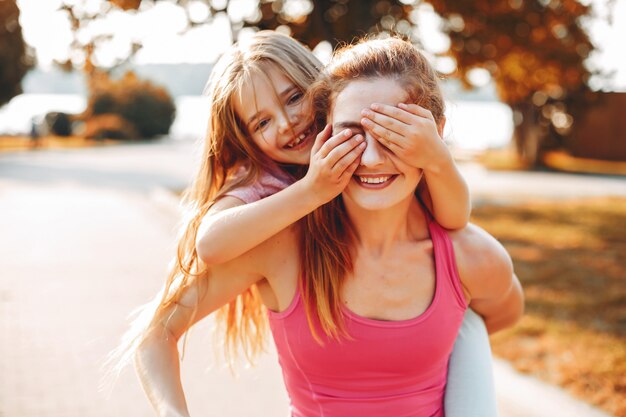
[[196, 125, 364, 265], [135, 323, 191, 417], [135, 247, 270, 416], [453, 224, 525, 334]]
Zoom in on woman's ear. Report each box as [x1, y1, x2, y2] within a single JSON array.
[[437, 116, 446, 138]]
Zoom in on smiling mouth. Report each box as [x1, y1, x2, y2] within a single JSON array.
[[284, 124, 315, 150], [359, 176, 391, 184], [354, 174, 398, 188]]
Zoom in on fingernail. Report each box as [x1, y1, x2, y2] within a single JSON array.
[[344, 129, 352, 136], [361, 109, 372, 117], [370, 103, 379, 111], [359, 142, 366, 148], [355, 134, 363, 142], [361, 118, 371, 125], [398, 103, 407, 107]]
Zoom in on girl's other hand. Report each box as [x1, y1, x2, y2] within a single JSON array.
[[360, 103, 450, 173], [303, 124, 366, 204]]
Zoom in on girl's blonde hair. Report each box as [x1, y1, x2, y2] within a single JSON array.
[[299, 36, 445, 340], [107, 31, 322, 377]]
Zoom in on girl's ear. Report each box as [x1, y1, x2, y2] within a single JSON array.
[[437, 116, 446, 138]]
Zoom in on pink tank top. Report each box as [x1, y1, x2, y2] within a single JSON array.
[[268, 220, 468, 417]]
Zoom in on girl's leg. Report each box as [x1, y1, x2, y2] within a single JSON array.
[[445, 308, 499, 417]]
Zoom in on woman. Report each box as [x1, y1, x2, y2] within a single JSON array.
[[132, 37, 523, 417]]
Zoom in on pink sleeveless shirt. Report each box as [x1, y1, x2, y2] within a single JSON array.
[[268, 220, 468, 417], [224, 166, 292, 204]]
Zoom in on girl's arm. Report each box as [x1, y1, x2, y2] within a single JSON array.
[[361, 102, 471, 230], [420, 153, 471, 230], [197, 125, 365, 265]]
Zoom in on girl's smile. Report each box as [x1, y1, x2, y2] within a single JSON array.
[[234, 64, 315, 165], [284, 122, 316, 150]]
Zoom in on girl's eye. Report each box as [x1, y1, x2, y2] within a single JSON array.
[[287, 91, 304, 105], [254, 119, 269, 132]]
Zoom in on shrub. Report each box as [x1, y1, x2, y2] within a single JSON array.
[[84, 71, 176, 139], [82, 113, 139, 140]]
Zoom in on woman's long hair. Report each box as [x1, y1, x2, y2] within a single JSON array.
[[299, 36, 446, 341], [106, 31, 322, 379]]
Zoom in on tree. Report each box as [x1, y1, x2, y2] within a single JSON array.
[[427, 0, 595, 165], [0, 0, 34, 107], [60, 0, 603, 164], [252, 0, 414, 49]]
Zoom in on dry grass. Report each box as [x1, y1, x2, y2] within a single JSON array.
[[472, 198, 626, 417], [0, 135, 119, 152], [478, 147, 626, 176], [477, 147, 530, 171]]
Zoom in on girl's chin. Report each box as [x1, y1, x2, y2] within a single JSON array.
[[282, 146, 313, 164]]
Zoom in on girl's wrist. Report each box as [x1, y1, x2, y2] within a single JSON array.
[[293, 178, 328, 210], [422, 151, 454, 176]]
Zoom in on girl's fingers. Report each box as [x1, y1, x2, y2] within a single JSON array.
[[398, 103, 435, 121], [318, 128, 355, 158], [361, 118, 404, 148], [338, 158, 361, 183], [332, 140, 366, 175], [310, 123, 332, 155], [325, 134, 364, 167], [362, 107, 408, 135], [368, 103, 415, 125]]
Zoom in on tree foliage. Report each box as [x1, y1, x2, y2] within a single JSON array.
[[60, 0, 605, 163], [427, 0, 596, 163], [0, 0, 34, 107]]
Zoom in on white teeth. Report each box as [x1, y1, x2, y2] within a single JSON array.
[[286, 127, 310, 149], [359, 176, 391, 184]]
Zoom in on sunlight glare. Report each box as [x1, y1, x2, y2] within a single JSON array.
[[227, 0, 258, 23]]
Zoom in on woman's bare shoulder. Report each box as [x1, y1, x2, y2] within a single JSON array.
[[448, 224, 513, 294]]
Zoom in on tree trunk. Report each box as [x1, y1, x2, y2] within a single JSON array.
[[512, 103, 544, 167]]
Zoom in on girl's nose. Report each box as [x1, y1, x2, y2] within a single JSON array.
[[278, 110, 300, 134], [359, 133, 385, 168]]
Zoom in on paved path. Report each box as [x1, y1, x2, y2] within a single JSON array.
[[0, 139, 621, 417]]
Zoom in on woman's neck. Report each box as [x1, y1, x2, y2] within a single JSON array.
[[344, 196, 428, 257]]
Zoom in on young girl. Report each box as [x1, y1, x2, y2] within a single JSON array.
[[123, 32, 503, 416]]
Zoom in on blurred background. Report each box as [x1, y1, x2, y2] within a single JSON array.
[[3, 0, 626, 163], [0, 1, 624, 416]]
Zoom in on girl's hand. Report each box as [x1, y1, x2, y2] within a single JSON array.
[[302, 124, 366, 204], [360, 103, 450, 173]]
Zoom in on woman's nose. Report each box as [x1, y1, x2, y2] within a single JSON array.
[[359, 133, 385, 168]]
